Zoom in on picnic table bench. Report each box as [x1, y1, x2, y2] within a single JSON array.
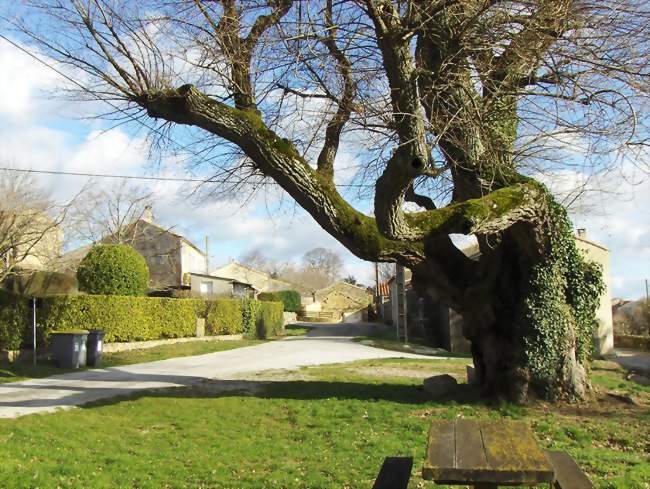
[[373, 418, 593, 488], [423, 419, 554, 488]]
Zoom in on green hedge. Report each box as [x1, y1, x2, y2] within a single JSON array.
[[42, 295, 201, 343], [241, 299, 261, 338], [0, 290, 31, 350], [37, 295, 281, 344], [257, 290, 301, 312], [258, 301, 283, 338], [240, 299, 283, 339], [0, 302, 29, 351], [206, 299, 242, 335]]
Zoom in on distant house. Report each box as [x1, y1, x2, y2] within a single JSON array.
[[210, 261, 293, 293], [59, 207, 254, 295], [303, 281, 373, 321], [185, 272, 256, 298]]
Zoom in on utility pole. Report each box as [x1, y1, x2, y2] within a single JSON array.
[[374, 262, 380, 319], [32, 297, 37, 366], [205, 236, 209, 274], [646, 279, 649, 336]]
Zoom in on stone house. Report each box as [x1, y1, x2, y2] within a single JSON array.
[[303, 281, 373, 320], [59, 208, 250, 294], [210, 261, 293, 293]]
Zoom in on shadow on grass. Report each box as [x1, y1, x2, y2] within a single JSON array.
[[0, 369, 483, 413], [77, 376, 485, 410]]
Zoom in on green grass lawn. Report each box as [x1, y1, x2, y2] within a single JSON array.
[[0, 357, 647, 488], [0, 339, 262, 384]]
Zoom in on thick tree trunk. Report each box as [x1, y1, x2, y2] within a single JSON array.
[[418, 226, 592, 403]]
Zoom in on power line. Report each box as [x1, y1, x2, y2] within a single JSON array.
[[0, 166, 250, 184], [0, 166, 370, 188]]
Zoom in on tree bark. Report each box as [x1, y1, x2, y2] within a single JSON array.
[[416, 221, 592, 403]]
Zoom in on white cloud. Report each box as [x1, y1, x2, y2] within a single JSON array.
[[0, 40, 60, 118]]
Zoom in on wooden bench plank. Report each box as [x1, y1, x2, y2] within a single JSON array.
[[546, 450, 593, 489], [372, 457, 413, 489], [455, 419, 489, 471], [480, 420, 554, 484], [422, 420, 455, 480]]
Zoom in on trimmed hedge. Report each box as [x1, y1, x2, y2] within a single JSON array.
[[241, 298, 261, 338], [258, 301, 283, 338], [240, 299, 283, 339], [258, 290, 301, 313], [38, 295, 283, 344], [77, 244, 149, 296], [0, 301, 29, 351], [614, 334, 650, 350], [206, 299, 242, 335], [0, 290, 31, 350], [42, 295, 201, 343]]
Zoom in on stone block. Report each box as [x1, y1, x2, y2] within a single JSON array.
[[466, 365, 477, 384], [423, 374, 457, 396], [195, 318, 205, 338]]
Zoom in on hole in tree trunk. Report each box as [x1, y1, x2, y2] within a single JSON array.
[[449, 234, 479, 257]]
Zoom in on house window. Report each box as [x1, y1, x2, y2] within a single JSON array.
[[200, 281, 213, 295]]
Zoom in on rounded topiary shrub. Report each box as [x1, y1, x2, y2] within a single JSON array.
[[77, 244, 149, 296]]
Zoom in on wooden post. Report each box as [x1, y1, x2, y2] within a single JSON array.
[[205, 236, 210, 274], [396, 264, 407, 342], [32, 297, 36, 366]]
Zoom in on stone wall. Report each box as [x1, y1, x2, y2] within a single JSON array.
[[283, 311, 297, 326], [102, 334, 243, 353]]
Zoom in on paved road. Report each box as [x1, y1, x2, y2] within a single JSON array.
[[608, 348, 650, 374], [0, 322, 434, 419]]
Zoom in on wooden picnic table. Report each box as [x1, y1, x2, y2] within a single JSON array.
[[422, 419, 555, 488]]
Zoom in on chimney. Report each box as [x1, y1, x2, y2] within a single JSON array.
[[577, 228, 587, 238], [142, 205, 154, 223]]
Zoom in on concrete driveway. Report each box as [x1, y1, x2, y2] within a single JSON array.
[[0, 322, 435, 418]]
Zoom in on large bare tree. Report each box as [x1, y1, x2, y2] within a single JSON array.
[[12, 0, 649, 401], [65, 180, 153, 246]]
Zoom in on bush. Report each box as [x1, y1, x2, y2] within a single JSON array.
[[257, 301, 284, 339], [258, 290, 301, 312], [77, 244, 149, 296], [0, 302, 29, 351], [206, 299, 242, 335], [241, 298, 261, 338], [42, 295, 202, 343]]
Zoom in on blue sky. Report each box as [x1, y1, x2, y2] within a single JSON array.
[[0, 36, 648, 299]]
